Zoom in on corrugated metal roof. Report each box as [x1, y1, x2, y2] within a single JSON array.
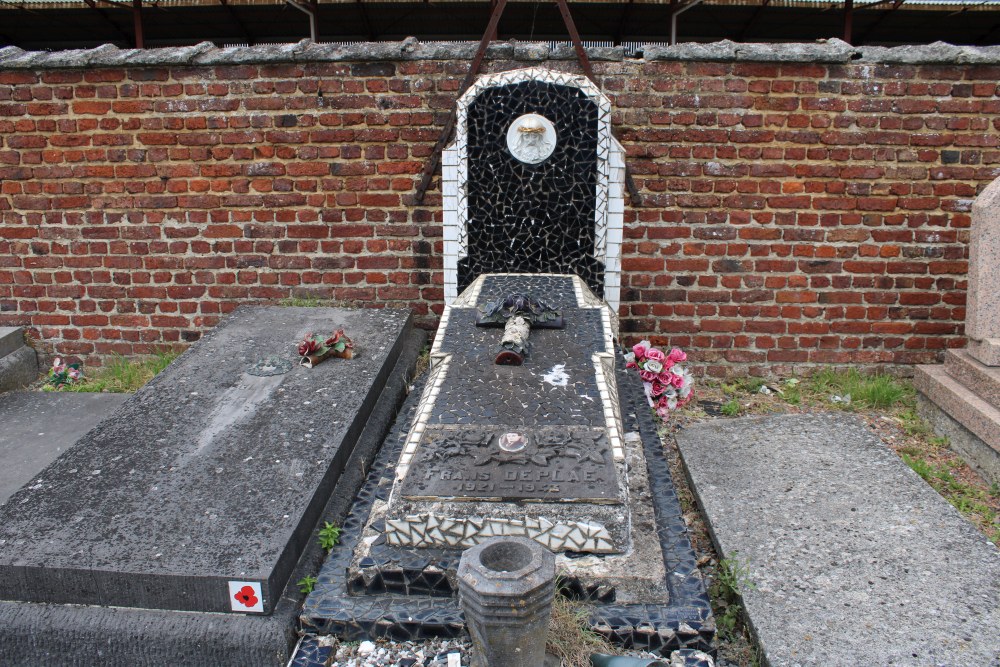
[[3, 0, 1000, 7]]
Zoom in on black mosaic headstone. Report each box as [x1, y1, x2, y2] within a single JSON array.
[[458, 81, 604, 296]]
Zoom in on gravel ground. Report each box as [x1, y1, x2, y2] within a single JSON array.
[[303, 637, 471, 666]]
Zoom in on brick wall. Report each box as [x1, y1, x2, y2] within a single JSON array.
[[1, 42, 998, 376]]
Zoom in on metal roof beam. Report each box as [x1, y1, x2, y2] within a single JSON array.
[[614, 0, 634, 46], [856, 0, 905, 44], [219, 0, 254, 45], [82, 0, 132, 45], [357, 0, 376, 41], [737, 0, 771, 41]]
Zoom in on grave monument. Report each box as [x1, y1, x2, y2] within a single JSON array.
[[300, 68, 713, 657], [916, 176, 1000, 485]]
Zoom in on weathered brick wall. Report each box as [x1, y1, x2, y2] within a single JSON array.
[[1, 41, 998, 376]]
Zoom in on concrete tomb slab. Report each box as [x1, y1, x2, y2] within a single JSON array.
[[0, 392, 129, 506], [677, 413, 1000, 667], [0, 305, 413, 615]]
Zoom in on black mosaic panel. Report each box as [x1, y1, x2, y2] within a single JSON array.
[[299, 354, 715, 656], [289, 638, 335, 667], [401, 426, 619, 502], [458, 81, 605, 296], [479, 274, 580, 309]]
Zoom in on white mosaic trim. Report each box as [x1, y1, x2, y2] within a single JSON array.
[[593, 353, 625, 462], [394, 355, 451, 485], [384, 513, 615, 553], [572, 275, 619, 347], [450, 274, 485, 308], [443, 67, 623, 307]]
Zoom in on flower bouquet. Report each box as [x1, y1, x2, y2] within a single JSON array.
[[44, 357, 83, 391], [298, 329, 354, 368], [624, 341, 693, 420]]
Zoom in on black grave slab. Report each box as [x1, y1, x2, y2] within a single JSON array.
[[458, 81, 604, 296], [0, 306, 411, 615]]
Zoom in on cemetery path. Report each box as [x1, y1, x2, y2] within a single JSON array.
[[0, 391, 128, 505]]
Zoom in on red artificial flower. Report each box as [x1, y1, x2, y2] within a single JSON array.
[[234, 585, 259, 608], [324, 331, 341, 347], [298, 337, 320, 356]]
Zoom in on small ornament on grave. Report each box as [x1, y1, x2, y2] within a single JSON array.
[[298, 329, 354, 368], [44, 357, 84, 391], [477, 293, 562, 366], [624, 341, 694, 420]]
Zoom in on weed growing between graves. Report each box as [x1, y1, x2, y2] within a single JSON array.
[[317, 521, 342, 552], [710, 556, 757, 644], [297, 575, 318, 594], [42, 351, 180, 393], [545, 593, 615, 667]]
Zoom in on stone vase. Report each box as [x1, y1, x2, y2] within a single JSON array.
[[457, 536, 555, 667]]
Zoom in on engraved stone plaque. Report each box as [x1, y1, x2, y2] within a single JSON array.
[[400, 425, 621, 503]]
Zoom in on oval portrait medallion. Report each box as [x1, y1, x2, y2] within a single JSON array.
[[506, 113, 557, 164]]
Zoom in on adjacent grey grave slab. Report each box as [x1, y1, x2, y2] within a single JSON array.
[[0, 306, 412, 615], [0, 392, 129, 506], [676, 413, 1000, 667]]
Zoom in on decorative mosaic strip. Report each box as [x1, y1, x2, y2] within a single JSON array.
[[593, 353, 625, 461], [443, 67, 621, 305], [384, 514, 615, 553], [394, 356, 451, 484]]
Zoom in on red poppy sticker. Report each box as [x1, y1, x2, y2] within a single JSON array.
[[227, 581, 264, 613]]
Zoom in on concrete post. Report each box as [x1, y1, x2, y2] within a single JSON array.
[[457, 536, 555, 667], [966, 177, 1000, 366]]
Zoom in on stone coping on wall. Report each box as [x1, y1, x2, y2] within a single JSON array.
[[2, 37, 1000, 70]]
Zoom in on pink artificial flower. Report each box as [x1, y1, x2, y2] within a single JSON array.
[[667, 348, 687, 364], [650, 380, 668, 397], [626, 360, 638, 370], [657, 395, 670, 408], [656, 405, 671, 419], [658, 370, 675, 384], [646, 347, 666, 363], [639, 369, 658, 383], [669, 373, 685, 388], [632, 340, 650, 360]]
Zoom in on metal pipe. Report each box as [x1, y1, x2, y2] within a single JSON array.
[[286, 0, 317, 42], [670, 0, 704, 45]]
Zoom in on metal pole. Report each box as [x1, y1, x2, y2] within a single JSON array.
[[670, 0, 703, 46], [844, 0, 854, 43], [132, 0, 144, 48], [286, 0, 317, 41]]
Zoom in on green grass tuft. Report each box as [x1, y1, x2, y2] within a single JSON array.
[[808, 368, 912, 410], [720, 399, 741, 417], [65, 350, 179, 393]]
